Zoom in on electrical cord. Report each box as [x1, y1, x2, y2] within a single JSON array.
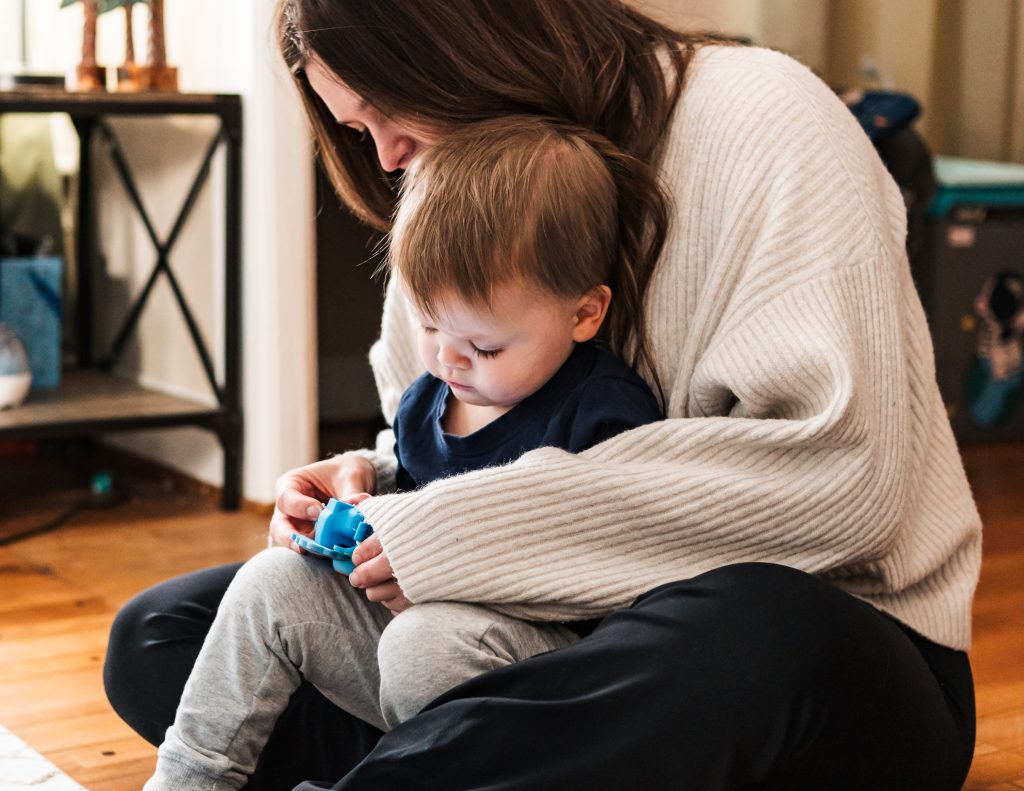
[[0, 471, 126, 547]]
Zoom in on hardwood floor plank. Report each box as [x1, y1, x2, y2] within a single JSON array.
[[964, 750, 1024, 788], [977, 708, 1024, 753], [0, 461, 267, 790], [0, 442, 1021, 789]]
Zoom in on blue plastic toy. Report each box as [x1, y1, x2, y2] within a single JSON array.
[[291, 498, 373, 574]]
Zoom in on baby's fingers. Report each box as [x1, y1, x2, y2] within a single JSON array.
[[351, 534, 383, 566]]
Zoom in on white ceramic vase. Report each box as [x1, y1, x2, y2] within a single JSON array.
[[0, 323, 32, 409]]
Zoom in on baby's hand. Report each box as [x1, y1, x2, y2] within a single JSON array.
[[350, 535, 413, 613]]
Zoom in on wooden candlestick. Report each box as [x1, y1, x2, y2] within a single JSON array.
[[139, 0, 177, 91], [70, 0, 106, 91], [116, 2, 143, 91]]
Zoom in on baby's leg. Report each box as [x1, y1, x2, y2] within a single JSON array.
[[377, 602, 578, 728], [145, 548, 392, 791]]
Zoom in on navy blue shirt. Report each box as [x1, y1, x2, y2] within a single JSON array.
[[392, 342, 662, 491]]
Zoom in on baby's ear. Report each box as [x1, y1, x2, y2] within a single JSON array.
[[572, 285, 612, 342]]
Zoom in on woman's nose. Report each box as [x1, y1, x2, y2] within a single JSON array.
[[374, 129, 416, 172]]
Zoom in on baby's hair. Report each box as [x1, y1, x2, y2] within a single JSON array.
[[385, 117, 663, 399], [389, 117, 614, 312]]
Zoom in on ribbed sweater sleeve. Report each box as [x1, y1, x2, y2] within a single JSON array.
[[357, 47, 981, 650]]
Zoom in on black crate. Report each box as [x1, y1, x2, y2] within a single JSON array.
[[917, 198, 1024, 443]]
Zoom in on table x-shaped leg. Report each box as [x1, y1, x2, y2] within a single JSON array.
[[95, 119, 227, 406]]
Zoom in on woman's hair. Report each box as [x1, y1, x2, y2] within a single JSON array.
[[276, 0, 707, 229], [388, 116, 663, 396], [276, 0, 712, 396]]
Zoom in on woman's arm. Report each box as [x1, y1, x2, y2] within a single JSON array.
[[359, 261, 922, 608], [353, 48, 980, 650]]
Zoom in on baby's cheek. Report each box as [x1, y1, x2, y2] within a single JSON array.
[[496, 364, 541, 403]]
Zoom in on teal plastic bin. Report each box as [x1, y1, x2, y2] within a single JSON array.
[[0, 256, 63, 390]]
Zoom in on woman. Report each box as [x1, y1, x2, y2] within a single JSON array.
[[105, 2, 980, 789]]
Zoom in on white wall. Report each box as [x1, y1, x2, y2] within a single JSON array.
[[634, 0, 829, 72], [637, 0, 760, 38], [950, 0, 1018, 160], [235, 0, 319, 502], [15, 1, 319, 503], [0, 0, 23, 73], [825, 0, 1024, 162]]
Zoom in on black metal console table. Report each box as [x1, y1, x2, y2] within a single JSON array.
[[0, 90, 243, 509]]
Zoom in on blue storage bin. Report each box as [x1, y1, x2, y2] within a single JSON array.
[[0, 256, 63, 389]]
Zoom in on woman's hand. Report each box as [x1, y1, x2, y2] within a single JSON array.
[[269, 453, 377, 553], [350, 535, 413, 614]]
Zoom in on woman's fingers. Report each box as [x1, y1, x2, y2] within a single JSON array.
[[359, 579, 413, 613], [268, 509, 313, 553], [277, 484, 325, 522], [270, 456, 378, 555], [271, 471, 325, 552], [382, 594, 413, 614]]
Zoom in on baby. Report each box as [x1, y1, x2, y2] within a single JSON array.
[[145, 116, 662, 790]]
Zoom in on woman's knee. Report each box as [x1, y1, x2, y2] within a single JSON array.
[[616, 563, 871, 684], [104, 563, 242, 745], [104, 591, 154, 720], [635, 563, 851, 627]]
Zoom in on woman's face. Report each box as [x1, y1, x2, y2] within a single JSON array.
[[305, 59, 441, 172]]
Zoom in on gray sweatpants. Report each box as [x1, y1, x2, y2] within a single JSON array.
[[144, 548, 579, 791]]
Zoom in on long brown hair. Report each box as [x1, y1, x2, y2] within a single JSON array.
[[277, 1, 703, 221], [277, 0, 714, 393]]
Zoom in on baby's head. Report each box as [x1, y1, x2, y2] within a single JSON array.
[[387, 117, 620, 409]]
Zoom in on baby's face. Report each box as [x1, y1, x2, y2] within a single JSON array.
[[403, 279, 587, 411]]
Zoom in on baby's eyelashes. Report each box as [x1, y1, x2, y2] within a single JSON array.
[[471, 345, 502, 359]]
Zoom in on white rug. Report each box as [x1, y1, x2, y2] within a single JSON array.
[[0, 725, 85, 790]]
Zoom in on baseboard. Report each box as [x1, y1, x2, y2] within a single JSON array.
[[93, 442, 275, 515]]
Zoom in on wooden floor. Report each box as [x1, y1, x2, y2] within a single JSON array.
[[0, 443, 1021, 789]]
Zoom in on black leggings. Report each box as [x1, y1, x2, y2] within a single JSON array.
[[104, 562, 975, 790]]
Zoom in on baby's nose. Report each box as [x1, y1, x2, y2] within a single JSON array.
[[437, 345, 469, 369]]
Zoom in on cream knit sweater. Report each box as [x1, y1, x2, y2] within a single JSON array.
[[356, 46, 982, 651]]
